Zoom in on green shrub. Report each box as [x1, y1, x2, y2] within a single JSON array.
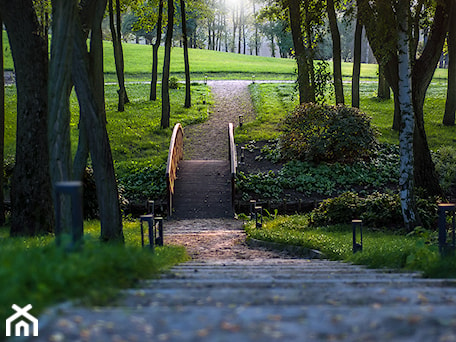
[[169, 76, 180, 89], [310, 192, 361, 226], [280, 103, 378, 163], [310, 191, 438, 230], [434, 146, 456, 193]]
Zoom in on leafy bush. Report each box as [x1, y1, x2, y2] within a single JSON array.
[[169, 76, 180, 89], [434, 146, 456, 193], [280, 103, 378, 163], [237, 143, 400, 201], [117, 164, 166, 203], [310, 191, 438, 230]]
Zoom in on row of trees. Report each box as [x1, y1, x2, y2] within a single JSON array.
[[125, 0, 377, 61], [0, 0, 195, 239], [281, 0, 454, 230]]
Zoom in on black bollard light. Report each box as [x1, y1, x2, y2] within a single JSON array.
[[147, 200, 155, 216], [240, 147, 245, 164], [249, 200, 257, 219], [255, 206, 263, 229], [55, 181, 84, 251], [239, 114, 244, 128], [352, 219, 363, 253], [140, 214, 155, 251], [438, 203, 456, 257], [155, 217, 164, 246]]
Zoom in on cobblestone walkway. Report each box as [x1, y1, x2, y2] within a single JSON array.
[[37, 219, 456, 341]]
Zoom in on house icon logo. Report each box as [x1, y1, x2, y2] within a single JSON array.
[[6, 304, 39, 337]]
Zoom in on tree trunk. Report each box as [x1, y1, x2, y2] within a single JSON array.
[[181, 0, 191, 108], [0, 13, 5, 225], [72, 0, 124, 242], [327, 0, 344, 105], [410, 1, 448, 196], [359, 0, 447, 197], [0, 0, 54, 236], [378, 63, 391, 100], [288, 0, 314, 104], [443, 1, 456, 126], [232, 7, 237, 53], [352, 17, 362, 108], [397, 0, 418, 231], [150, 0, 164, 101], [238, 6, 242, 54], [161, 0, 174, 129], [109, 0, 129, 112], [48, 0, 77, 232]]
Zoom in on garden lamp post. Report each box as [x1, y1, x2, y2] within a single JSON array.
[[438, 203, 456, 256], [352, 219, 363, 253]]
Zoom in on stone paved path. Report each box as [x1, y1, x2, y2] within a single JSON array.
[[37, 219, 456, 341], [35, 81, 456, 341]]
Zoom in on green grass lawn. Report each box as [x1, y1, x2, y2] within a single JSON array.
[[238, 81, 455, 151], [245, 215, 454, 278], [0, 221, 189, 337]]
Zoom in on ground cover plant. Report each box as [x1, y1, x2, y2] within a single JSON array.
[[236, 81, 456, 203], [0, 221, 189, 337], [4, 82, 211, 210], [244, 215, 456, 278]]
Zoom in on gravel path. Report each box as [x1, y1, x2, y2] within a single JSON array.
[[184, 80, 255, 160]]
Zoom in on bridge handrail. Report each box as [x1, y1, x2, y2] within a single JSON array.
[[228, 123, 237, 210], [166, 123, 184, 216]]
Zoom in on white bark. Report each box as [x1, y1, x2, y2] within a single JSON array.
[[397, 0, 417, 230]]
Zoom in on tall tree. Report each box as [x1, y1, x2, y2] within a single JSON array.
[[161, 0, 174, 129], [397, 0, 418, 231], [72, 0, 124, 242], [48, 0, 76, 232], [443, 1, 456, 126], [151, 0, 164, 101], [358, 0, 449, 196], [0, 12, 5, 225], [326, 0, 344, 105], [351, 15, 362, 108], [377, 63, 390, 100], [181, 0, 191, 108], [0, 0, 54, 236], [109, 0, 130, 112], [288, 0, 315, 103]]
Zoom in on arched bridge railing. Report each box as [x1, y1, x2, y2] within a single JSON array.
[[166, 123, 184, 216]]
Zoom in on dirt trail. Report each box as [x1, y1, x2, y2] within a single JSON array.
[[184, 80, 255, 160]]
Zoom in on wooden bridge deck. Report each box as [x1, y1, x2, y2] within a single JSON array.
[[171, 160, 233, 219]]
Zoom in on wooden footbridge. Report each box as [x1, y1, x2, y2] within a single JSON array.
[[165, 123, 237, 219]]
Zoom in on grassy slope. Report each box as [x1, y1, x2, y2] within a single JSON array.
[[237, 81, 455, 151], [0, 222, 188, 337]]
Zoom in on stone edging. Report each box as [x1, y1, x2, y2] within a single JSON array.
[[246, 237, 326, 259]]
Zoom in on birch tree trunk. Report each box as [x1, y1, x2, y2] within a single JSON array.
[[397, 0, 418, 231]]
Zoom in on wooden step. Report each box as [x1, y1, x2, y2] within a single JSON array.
[[171, 160, 233, 219]]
